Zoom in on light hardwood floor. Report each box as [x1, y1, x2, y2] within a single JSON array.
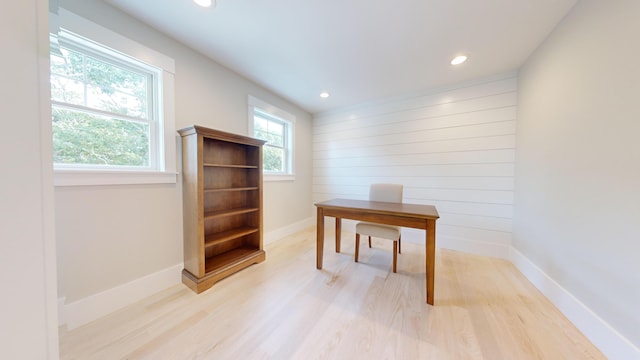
[[59, 228, 605, 359]]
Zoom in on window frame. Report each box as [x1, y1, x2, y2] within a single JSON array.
[[248, 95, 296, 181], [50, 9, 176, 186]]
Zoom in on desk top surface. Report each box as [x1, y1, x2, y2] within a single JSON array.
[[315, 198, 439, 220]]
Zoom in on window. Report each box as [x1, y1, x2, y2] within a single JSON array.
[[50, 32, 159, 168], [248, 96, 295, 180], [50, 9, 176, 186]]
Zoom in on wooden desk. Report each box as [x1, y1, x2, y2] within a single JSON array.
[[315, 198, 440, 305]]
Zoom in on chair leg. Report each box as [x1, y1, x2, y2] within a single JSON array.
[[355, 233, 360, 262], [393, 240, 398, 273], [368, 236, 372, 248], [398, 235, 401, 254]]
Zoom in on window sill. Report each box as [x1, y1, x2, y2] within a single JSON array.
[[54, 169, 178, 187], [263, 174, 295, 182]]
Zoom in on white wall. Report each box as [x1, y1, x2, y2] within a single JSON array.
[[515, 0, 640, 355], [313, 74, 517, 257], [0, 0, 58, 359], [55, 0, 312, 325]]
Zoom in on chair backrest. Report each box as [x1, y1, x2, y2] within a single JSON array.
[[369, 183, 403, 203]]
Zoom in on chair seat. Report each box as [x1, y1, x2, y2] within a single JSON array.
[[355, 222, 400, 240], [354, 184, 404, 273]]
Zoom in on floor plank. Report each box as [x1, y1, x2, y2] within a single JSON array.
[[59, 228, 605, 359]]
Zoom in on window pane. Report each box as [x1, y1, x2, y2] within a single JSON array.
[[267, 120, 283, 147], [52, 107, 150, 167], [86, 83, 147, 119], [50, 47, 84, 81], [268, 121, 283, 137], [254, 128, 269, 142], [254, 116, 284, 147], [85, 56, 148, 118], [50, 74, 84, 105], [267, 130, 284, 148], [263, 146, 283, 172], [255, 116, 268, 131]]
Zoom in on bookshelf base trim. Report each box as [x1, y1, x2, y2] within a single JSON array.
[[181, 249, 266, 293]]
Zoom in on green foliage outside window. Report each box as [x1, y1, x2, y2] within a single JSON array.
[[262, 146, 283, 172], [52, 108, 149, 166]]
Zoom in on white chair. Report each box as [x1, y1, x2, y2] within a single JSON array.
[[354, 184, 403, 272]]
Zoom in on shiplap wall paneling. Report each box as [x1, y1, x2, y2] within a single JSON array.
[[312, 75, 517, 258]]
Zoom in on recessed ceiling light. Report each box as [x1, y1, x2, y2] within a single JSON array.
[[320, 92, 330, 98], [194, 0, 213, 7], [451, 55, 468, 65]]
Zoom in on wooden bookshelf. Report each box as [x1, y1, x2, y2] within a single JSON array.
[[178, 125, 266, 293]]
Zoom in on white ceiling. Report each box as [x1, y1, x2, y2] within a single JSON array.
[[105, 0, 577, 114]]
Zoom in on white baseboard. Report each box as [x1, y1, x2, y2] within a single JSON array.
[[264, 217, 314, 245], [59, 263, 182, 330], [510, 247, 640, 360]]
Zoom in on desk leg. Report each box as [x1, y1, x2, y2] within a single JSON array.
[[335, 217, 342, 253], [426, 219, 436, 305], [316, 207, 324, 269]]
